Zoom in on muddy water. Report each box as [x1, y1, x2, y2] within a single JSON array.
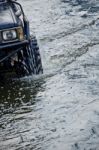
[[1, 0, 99, 149]]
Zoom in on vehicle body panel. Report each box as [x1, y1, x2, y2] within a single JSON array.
[[0, 2, 19, 30]]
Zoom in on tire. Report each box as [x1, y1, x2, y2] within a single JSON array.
[[23, 36, 43, 75], [14, 36, 43, 77]]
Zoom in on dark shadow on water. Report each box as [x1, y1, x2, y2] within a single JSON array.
[[0, 77, 45, 116]]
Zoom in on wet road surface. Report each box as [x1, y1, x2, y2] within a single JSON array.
[[1, 0, 99, 149]]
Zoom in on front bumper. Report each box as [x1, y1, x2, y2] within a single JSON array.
[[0, 40, 29, 50]]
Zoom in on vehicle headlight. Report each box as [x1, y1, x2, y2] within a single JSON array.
[[2, 27, 24, 42], [2, 29, 17, 41]]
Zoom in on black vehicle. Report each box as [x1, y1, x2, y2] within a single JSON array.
[[0, 0, 43, 78]]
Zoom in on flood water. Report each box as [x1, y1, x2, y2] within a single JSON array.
[[1, 0, 99, 149]]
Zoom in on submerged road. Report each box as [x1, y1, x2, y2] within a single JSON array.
[[1, 0, 99, 149]]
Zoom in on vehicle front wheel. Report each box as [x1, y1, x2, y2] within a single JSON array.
[[23, 36, 43, 75]]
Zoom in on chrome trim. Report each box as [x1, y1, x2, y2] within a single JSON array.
[[0, 26, 23, 32], [2, 39, 20, 44], [0, 26, 22, 32], [0, 40, 28, 50]]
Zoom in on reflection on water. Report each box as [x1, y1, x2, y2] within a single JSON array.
[[0, 77, 46, 150], [0, 78, 45, 116]]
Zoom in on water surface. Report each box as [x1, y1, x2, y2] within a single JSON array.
[[1, 0, 99, 149]]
